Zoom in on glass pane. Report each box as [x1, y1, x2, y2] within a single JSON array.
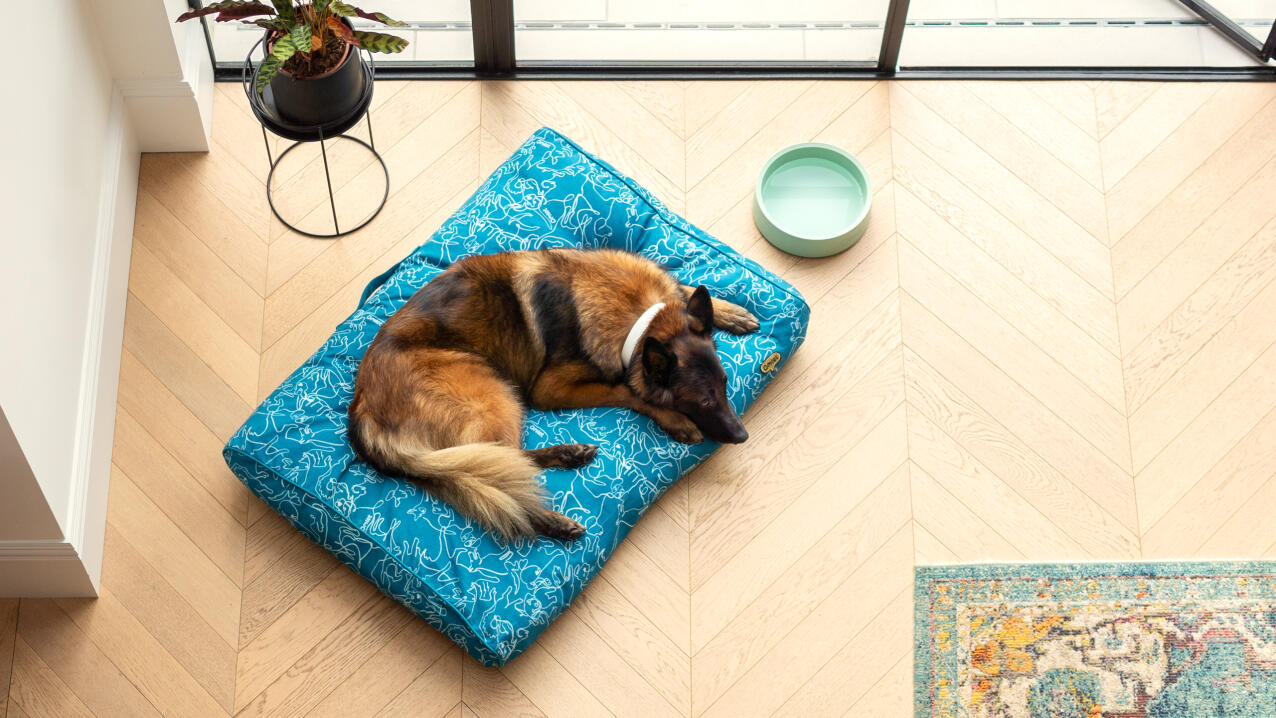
[[1208, 0, 1276, 42], [514, 1, 889, 63], [209, 0, 473, 65], [899, 0, 1270, 67]]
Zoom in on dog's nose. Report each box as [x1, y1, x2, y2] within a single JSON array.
[[725, 424, 748, 444]]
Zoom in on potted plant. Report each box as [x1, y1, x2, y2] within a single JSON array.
[[178, 1, 409, 126]]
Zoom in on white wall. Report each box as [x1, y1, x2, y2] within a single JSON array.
[[0, 0, 205, 596], [0, 0, 117, 536]]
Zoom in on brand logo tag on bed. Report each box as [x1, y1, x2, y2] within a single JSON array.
[[760, 352, 781, 373]]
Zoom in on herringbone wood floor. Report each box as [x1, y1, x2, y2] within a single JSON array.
[[4, 79, 1276, 718]]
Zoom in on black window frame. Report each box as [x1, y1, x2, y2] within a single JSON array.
[[201, 0, 1276, 82]]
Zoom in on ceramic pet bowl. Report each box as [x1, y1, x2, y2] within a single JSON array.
[[752, 143, 872, 258]]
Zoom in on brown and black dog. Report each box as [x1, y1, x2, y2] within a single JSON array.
[[348, 248, 759, 541]]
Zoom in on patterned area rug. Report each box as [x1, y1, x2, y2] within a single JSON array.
[[915, 562, 1276, 718]]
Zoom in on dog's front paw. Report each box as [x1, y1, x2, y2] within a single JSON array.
[[716, 305, 760, 335], [659, 413, 703, 444]]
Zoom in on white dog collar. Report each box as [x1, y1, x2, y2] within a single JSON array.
[[622, 302, 666, 370]]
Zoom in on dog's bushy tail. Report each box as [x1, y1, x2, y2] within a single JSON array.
[[350, 420, 546, 541]]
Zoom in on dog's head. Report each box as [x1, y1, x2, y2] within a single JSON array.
[[635, 286, 748, 444]]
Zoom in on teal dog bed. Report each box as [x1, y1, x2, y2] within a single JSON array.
[[223, 128, 810, 665]]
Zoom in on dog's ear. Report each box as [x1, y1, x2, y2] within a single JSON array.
[[686, 285, 713, 337], [642, 336, 677, 386]]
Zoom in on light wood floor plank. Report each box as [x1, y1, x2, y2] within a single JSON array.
[[591, 542, 690, 657], [1128, 266, 1276, 470], [904, 348, 1139, 551], [234, 566, 379, 710], [688, 82, 881, 227], [268, 82, 468, 224], [908, 405, 1089, 559], [686, 81, 815, 188], [683, 81, 749, 138], [1094, 82, 1157, 140], [1106, 84, 1274, 241], [139, 153, 268, 294], [538, 609, 684, 718], [500, 645, 615, 718], [54, 589, 225, 718], [236, 595, 411, 718], [772, 591, 911, 718], [897, 186, 1124, 411], [239, 541, 338, 649], [122, 294, 251, 443], [14, 599, 162, 718], [112, 409, 245, 586], [689, 292, 901, 551], [257, 181, 479, 397], [1121, 191, 1276, 410], [901, 237, 1131, 469], [692, 412, 907, 653], [483, 82, 682, 209], [696, 526, 912, 718], [892, 83, 1113, 297], [910, 463, 1024, 563], [691, 466, 909, 712], [1099, 83, 1212, 189], [463, 661, 545, 718], [376, 649, 463, 718], [1142, 405, 1276, 558], [116, 350, 250, 525], [839, 651, 912, 717], [912, 521, 961, 564], [614, 81, 686, 139], [690, 336, 905, 587], [1110, 95, 1276, 299], [1134, 340, 1276, 532], [569, 576, 689, 713], [107, 467, 241, 648], [173, 148, 270, 240], [8, 638, 96, 718], [623, 501, 689, 594], [906, 81, 1106, 240], [556, 80, 685, 190], [892, 132, 1120, 353], [973, 81, 1103, 189], [902, 295, 1135, 514], [265, 83, 479, 291], [133, 190, 264, 351], [101, 525, 236, 711], [129, 237, 259, 405]]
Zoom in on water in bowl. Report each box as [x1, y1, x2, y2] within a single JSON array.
[[761, 156, 865, 239]]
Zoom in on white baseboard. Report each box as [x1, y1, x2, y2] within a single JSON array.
[[120, 20, 213, 153], [0, 88, 141, 598], [0, 540, 94, 597]]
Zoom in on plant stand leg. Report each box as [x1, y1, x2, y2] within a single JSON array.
[[318, 127, 340, 236]]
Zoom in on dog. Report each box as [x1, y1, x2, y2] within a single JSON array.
[[347, 248, 760, 541]]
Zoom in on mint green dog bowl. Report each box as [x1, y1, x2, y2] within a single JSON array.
[[752, 143, 872, 258]]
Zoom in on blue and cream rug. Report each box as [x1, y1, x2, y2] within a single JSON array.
[[915, 562, 1276, 718]]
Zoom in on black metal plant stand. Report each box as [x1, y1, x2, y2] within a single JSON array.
[[242, 37, 389, 239]]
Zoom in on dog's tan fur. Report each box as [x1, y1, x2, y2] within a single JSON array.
[[348, 248, 758, 541]]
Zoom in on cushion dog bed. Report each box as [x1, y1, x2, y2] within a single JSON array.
[[223, 127, 811, 665]]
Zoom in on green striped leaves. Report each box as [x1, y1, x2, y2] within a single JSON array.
[[176, 0, 273, 23], [351, 30, 408, 53], [330, 2, 407, 27]]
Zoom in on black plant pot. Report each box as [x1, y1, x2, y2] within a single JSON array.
[[265, 32, 367, 128]]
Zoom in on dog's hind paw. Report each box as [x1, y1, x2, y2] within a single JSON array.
[[532, 510, 586, 541], [527, 443, 599, 469]]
